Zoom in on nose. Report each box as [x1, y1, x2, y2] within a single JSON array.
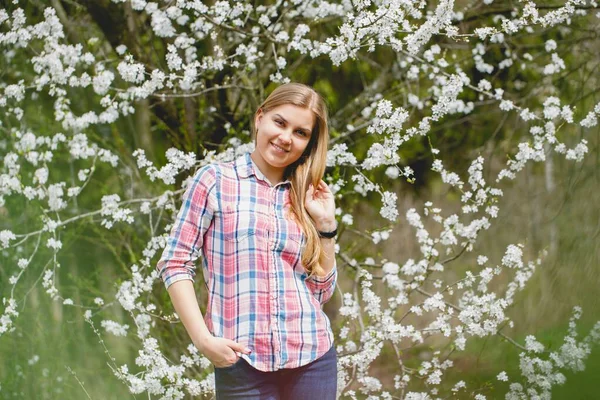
[[278, 129, 292, 144]]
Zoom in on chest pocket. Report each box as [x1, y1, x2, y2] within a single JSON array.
[[221, 205, 258, 243]]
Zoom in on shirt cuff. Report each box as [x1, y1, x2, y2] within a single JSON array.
[[308, 265, 337, 284], [163, 274, 195, 290]]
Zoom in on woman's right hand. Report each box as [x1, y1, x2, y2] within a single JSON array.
[[197, 335, 252, 368]]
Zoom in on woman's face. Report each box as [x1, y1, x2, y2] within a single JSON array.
[[252, 103, 315, 179]]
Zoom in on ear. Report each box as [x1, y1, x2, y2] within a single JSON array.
[[254, 108, 264, 130]]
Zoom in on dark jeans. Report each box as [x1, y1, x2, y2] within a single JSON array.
[[214, 345, 337, 400]]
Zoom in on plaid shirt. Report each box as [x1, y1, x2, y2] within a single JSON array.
[[157, 152, 337, 371]]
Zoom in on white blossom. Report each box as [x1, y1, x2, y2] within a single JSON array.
[[101, 320, 130, 337], [92, 70, 114, 95], [497, 371, 509, 381], [0, 230, 16, 248]]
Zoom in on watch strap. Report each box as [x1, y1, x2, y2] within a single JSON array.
[[318, 226, 337, 238]]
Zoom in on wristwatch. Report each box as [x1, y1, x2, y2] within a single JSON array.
[[318, 224, 338, 238]]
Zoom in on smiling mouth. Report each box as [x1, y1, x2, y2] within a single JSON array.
[[271, 142, 289, 153]]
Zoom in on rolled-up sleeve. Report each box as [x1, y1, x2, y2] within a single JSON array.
[[157, 165, 217, 289], [305, 261, 337, 305]]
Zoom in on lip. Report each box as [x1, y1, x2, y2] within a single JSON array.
[[270, 142, 290, 153]]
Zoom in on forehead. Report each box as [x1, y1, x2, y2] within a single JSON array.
[[267, 104, 315, 129]]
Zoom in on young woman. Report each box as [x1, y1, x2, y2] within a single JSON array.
[[157, 83, 339, 399]]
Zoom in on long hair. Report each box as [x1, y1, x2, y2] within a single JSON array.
[[251, 83, 330, 278]]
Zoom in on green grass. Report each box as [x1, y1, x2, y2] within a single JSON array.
[[0, 286, 134, 400]]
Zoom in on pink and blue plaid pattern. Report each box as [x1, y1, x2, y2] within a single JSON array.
[[157, 152, 337, 371]]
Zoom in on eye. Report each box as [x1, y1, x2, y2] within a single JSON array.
[[296, 130, 308, 137], [274, 119, 283, 126]]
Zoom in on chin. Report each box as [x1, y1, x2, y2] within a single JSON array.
[[269, 159, 289, 169]]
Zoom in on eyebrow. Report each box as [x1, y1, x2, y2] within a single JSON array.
[[274, 114, 312, 134]]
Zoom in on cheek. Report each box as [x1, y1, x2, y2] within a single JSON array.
[[298, 139, 311, 153], [256, 129, 270, 144]]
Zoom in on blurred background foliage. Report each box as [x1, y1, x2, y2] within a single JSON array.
[[1, 0, 599, 399]]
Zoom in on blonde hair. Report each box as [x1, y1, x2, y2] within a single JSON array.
[[251, 83, 330, 277]]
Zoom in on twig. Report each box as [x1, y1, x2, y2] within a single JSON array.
[[65, 365, 93, 400]]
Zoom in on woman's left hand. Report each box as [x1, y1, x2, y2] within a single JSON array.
[[304, 180, 336, 231]]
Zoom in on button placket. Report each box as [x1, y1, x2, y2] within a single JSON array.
[[271, 185, 289, 368], [267, 186, 280, 365]]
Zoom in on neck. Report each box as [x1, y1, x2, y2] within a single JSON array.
[[250, 152, 284, 185]]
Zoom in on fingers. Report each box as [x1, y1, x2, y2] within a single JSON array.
[[312, 181, 331, 196], [307, 183, 318, 201], [307, 181, 332, 201], [308, 181, 326, 191], [226, 339, 252, 355]]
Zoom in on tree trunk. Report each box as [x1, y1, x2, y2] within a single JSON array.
[[544, 142, 558, 256], [134, 98, 154, 156]]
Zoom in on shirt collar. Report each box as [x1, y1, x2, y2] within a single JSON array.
[[236, 152, 291, 186]]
